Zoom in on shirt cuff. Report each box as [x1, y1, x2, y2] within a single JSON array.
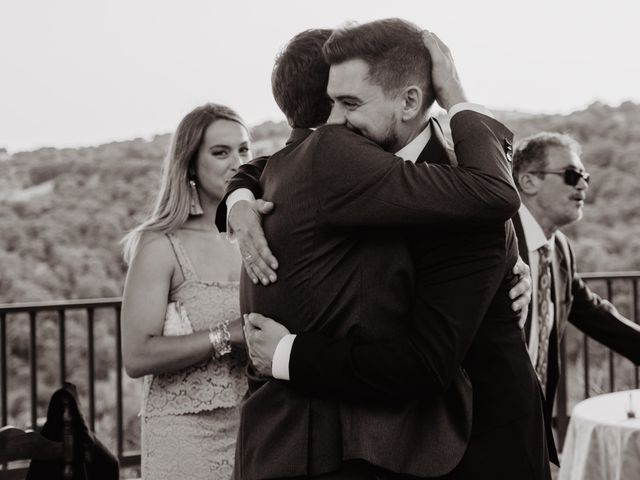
[[448, 102, 493, 120], [272, 334, 297, 380], [225, 189, 256, 241]]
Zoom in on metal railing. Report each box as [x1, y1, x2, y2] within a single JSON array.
[[553, 271, 640, 448], [1, 271, 639, 475]]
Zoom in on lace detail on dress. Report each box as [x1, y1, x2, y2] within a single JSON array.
[[142, 234, 247, 417]]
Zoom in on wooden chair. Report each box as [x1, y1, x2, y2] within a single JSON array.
[[0, 397, 73, 480]]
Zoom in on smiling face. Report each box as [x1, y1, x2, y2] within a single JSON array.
[[194, 119, 252, 202], [326, 58, 404, 152], [531, 146, 589, 231]]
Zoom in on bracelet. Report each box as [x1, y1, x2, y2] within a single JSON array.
[[208, 319, 232, 359]]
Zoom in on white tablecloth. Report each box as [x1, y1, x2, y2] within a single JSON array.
[[559, 389, 640, 480]]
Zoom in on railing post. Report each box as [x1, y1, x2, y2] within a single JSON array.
[[556, 333, 569, 450], [115, 307, 124, 459], [87, 307, 96, 431], [1, 312, 7, 427], [634, 280, 639, 389], [58, 309, 66, 385], [606, 280, 615, 392], [29, 311, 38, 430], [583, 333, 590, 398]]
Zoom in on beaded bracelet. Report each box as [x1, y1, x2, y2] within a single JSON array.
[[208, 319, 232, 359]]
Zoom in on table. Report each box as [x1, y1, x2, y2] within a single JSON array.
[[559, 389, 640, 480]]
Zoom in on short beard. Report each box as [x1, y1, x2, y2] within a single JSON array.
[[377, 113, 400, 152], [347, 113, 400, 152]]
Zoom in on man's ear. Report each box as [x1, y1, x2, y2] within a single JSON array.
[[400, 86, 424, 121], [518, 172, 541, 196]]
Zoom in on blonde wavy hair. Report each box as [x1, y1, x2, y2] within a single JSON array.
[[122, 103, 248, 265]]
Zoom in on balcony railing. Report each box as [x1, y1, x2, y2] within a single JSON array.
[[1, 271, 639, 477]]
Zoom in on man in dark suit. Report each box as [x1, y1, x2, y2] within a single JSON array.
[[511, 132, 640, 415], [220, 21, 551, 480]]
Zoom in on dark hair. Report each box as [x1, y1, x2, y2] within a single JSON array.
[[271, 29, 333, 128], [323, 18, 435, 111], [512, 132, 582, 190]]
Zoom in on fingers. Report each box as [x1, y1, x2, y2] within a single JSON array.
[[518, 306, 529, 329], [509, 277, 531, 309], [244, 313, 267, 329], [509, 274, 531, 299], [423, 30, 451, 57], [241, 240, 278, 285], [256, 199, 275, 215], [421, 30, 450, 67], [242, 315, 272, 376], [513, 257, 531, 277], [420, 29, 466, 110], [511, 291, 531, 312], [235, 208, 279, 285]]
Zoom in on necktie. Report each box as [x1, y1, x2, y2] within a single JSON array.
[[535, 244, 552, 387]]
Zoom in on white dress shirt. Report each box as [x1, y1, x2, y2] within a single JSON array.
[[518, 204, 556, 365], [226, 102, 493, 380]]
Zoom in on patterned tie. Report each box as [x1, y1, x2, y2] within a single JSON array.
[[535, 244, 552, 387]]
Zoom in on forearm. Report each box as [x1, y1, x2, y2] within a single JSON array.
[[317, 120, 519, 230], [287, 230, 511, 400], [124, 331, 213, 378], [570, 282, 640, 365], [448, 110, 520, 218], [289, 334, 447, 400], [216, 157, 268, 232]]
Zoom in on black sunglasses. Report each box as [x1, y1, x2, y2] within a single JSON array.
[[528, 168, 590, 186]]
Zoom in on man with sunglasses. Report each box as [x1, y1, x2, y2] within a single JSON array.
[[512, 132, 640, 417]]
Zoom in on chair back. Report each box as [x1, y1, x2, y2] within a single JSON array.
[[0, 397, 73, 479]]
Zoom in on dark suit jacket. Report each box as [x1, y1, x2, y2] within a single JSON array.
[[219, 112, 523, 480], [235, 133, 555, 479], [514, 214, 640, 413]]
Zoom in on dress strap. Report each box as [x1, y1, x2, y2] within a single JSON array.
[[166, 233, 199, 281]]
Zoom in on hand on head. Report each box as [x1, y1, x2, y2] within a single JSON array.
[[421, 30, 468, 111]]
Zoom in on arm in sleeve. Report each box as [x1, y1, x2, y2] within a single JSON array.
[[315, 111, 520, 229], [215, 156, 268, 232], [288, 224, 518, 400], [566, 243, 640, 365]]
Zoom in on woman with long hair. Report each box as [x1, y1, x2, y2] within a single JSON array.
[[121, 103, 250, 479]]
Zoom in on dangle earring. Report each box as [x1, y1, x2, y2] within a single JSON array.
[[189, 179, 204, 216]]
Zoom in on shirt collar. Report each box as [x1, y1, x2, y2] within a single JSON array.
[[395, 123, 431, 162], [519, 204, 554, 252]]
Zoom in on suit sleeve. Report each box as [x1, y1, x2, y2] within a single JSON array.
[[314, 111, 520, 228], [289, 222, 520, 400], [214, 156, 268, 232], [566, 241, 640, 365]]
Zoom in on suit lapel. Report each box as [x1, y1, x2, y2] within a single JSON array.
[[416, 118, 455, 166], [513, 214, 534, 342]]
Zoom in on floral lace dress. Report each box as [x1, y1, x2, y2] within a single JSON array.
[[141, 233, 247, 480]]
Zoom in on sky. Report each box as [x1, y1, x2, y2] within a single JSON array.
[[1, 0, 638, 152]]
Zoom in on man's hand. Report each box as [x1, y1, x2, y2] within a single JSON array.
[[243, 313, 291, 376], [510, 257, 532, 329], [422, 31, 467, 111], [229, 199, 278, 285]]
